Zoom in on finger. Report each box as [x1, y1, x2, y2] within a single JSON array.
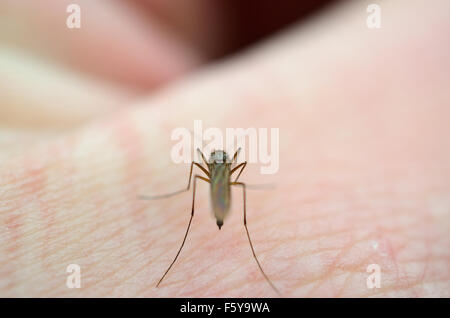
[[133, 0, 229, 57], [0, 46, 131, 130], [0, 0, 202, 89]]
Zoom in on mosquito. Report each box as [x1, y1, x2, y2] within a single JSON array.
[[140, 147, 280, 295]]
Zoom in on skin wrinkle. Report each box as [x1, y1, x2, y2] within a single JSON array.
[[3, 196, 123, 264], [42, 137, 78, 279], [2, 155, 46, 293], [93, 223, 172, 296], [305, 230, 359, 297], [78, 186, 192, 296], [33, 150, 58, 270], [39, 196, 120, 248], [2, 217, 20, 294], [29, 166, 149, 296], [153, 243, 263, 297], [285, 215, 436, 295], [133, 248, 213, 297], [71, 237, 130, 296], [416, 197, 437, 294], [111, 116, 151, 256], [291, 253, 376, 296], [281, 220, 430, 280], [336, 257, 395, 297], [20, 128, 142, 290], [359, 246, 450, 297], [398, 219, 432, 297], [270, 206, 421, 239], [363, 279, 448, 298], [334, 273, 355, 298], [105, 254, 156, 297], [204, 249, 262, 293], [380, 239, 431, 297], [72, 196, 142, 247], [185, 261, 263, 297], [297, 244, 404, 297], [139, 223, 214, 292]]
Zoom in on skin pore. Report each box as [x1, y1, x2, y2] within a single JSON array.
[[0, 0, 449, 297]]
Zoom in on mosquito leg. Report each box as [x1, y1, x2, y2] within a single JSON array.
[[139, 162, 209, 200], [197, 148, 208, 165], [231, 181, 281, 296], [231, 162, 274, 189], [194, 163, 210, 179], [156, 175, 210, 287], [231, 162, 245, 175], [231, 161, 247, 182]]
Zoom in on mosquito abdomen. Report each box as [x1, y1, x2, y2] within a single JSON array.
[[210, 163, 231, 229]]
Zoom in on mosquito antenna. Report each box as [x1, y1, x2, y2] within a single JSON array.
[[139, 127, 208, 201], [189, 128, 207, 162], [139, 190, 187, 200], [139, 161, 196, 200]]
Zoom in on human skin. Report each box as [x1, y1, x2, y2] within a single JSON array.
[[0, 0, 449, 297]]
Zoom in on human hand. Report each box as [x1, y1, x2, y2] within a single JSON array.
[[0, 0, 449, 297]]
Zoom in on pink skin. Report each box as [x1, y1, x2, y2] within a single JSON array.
[[0, 0, 449, 297]]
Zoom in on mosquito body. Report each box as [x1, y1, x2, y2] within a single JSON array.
[[140, 148, 280, 295], [208, 150, 233, 229]]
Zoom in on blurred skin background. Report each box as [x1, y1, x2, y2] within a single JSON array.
[[0, 0, 334, 130], [0, 0, 449, 297]]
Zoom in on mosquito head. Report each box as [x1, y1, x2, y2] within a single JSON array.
[[216, 219, 223, 230], [209, 150, 230, 164]]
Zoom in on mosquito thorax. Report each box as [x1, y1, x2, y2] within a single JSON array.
[[209, 150, 230, 164]]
